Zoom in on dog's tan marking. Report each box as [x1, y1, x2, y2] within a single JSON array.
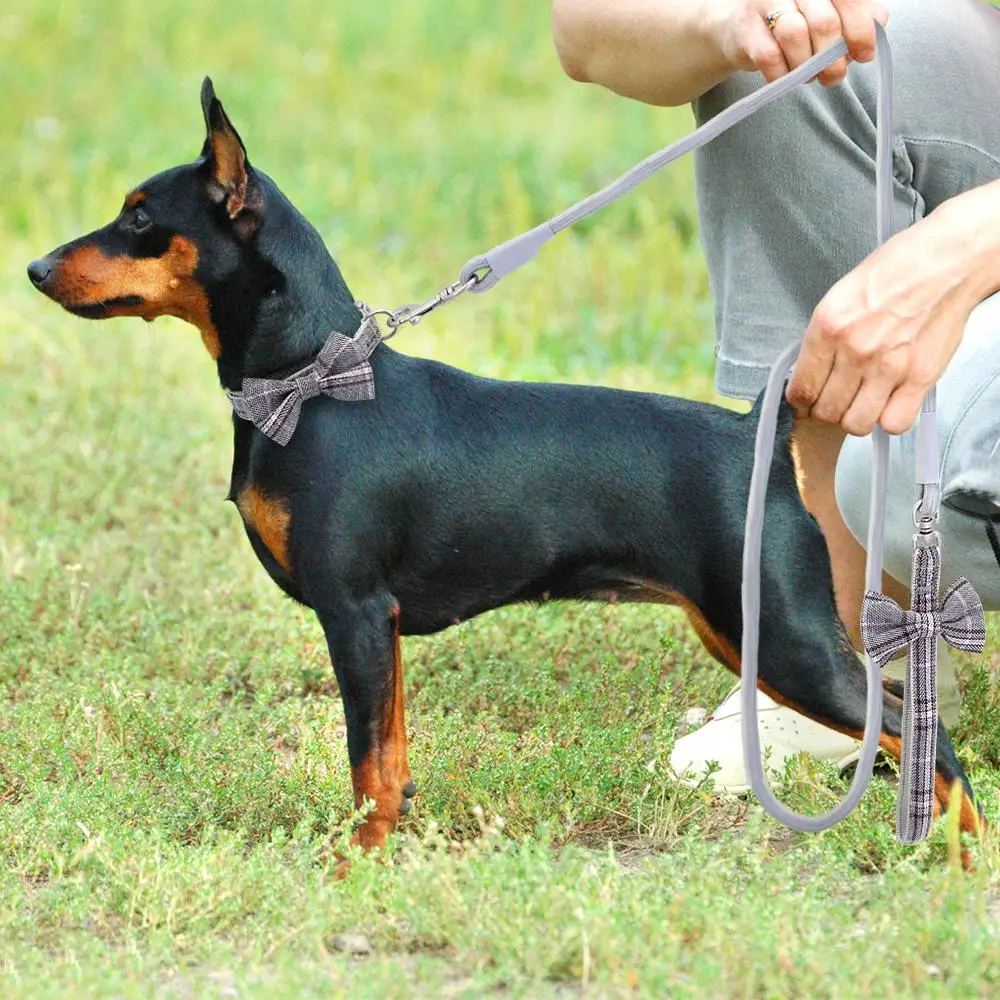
[[349, 608, 412, 853], [49, 236, 222, 359], [124, 190, 145, 208], [236, 487, 291, 573], [789, 434, 807, 497], [625, 581, 741, 669]]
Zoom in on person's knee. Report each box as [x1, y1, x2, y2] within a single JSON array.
[[878, 0, 991, 66]]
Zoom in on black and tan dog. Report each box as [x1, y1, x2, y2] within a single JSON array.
[[27, 80, 981, 853]]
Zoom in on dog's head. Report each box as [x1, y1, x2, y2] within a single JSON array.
[[27, 79, 266, 360]]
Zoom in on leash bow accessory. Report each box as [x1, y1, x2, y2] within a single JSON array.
[[861, 573, 986, 670], [860, 543, 985, 842]]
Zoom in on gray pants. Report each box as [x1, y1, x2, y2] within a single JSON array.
[[692, 0, 1000, 611]]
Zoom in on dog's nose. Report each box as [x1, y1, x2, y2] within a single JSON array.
[[27, 257, 52, 288]]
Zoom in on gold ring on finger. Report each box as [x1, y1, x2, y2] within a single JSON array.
[[765, 9, 789, 32]]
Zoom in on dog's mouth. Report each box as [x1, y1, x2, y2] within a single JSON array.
[[64, 295, 145, 318]]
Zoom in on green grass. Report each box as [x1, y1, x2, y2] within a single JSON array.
[[3, 2, 1000, 996]]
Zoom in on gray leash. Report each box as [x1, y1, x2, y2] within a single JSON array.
[[374, 27, 907, 831], [261, 24, 984, 838], [740, 26, 983, 840], [739, 25, 897, 834]]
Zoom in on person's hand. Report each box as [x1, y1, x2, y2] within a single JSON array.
[[785, 203, 989, 437], [712, 0, 890, 88]]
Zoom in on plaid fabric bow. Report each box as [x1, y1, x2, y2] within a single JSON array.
[[226, 312, 381, 446], [860, 575, 986, 670], [861, 546, 985, 843]]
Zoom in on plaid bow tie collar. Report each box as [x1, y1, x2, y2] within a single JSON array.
[[226, 309, 382, 446]]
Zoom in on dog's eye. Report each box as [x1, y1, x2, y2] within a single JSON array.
[[129, 208, 152, 234]]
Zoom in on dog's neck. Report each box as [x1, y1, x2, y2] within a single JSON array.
[[210, 173, 367, 392]]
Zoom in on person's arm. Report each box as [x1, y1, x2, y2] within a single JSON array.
[[787, 178, 1000, 436], [551, 0, 887, 107], [551, 0, 734, 106]]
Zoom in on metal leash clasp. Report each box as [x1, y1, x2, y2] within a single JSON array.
[[360, 268, 490, 340], [913, 496, 940, 547]]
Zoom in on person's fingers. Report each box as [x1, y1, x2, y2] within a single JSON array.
[[768, 7, 816, 71], [806, 352, 864, 426], [831, 0, 883, 62], [880, 380, 928, 435], [740, 0, 889, 85], [879, 332, 956, 434], [786, 303, 840, 414], [839, 362, 905, 436], [796, 0, 850, 85], [786, 349, 835, 415], [744, 13, 792, 81]]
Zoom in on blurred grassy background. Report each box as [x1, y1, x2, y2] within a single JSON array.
[[2, 2, 1000, 998]]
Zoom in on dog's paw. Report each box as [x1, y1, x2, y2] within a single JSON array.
[[399, 780, 417, 815]]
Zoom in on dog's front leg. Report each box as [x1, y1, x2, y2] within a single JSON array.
[[317, 591, 415, 854]]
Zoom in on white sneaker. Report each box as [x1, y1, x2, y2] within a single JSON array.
[[669, 685, 862, 794]]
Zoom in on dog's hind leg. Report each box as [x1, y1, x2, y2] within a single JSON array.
[[316, 591, 416, 855], [652, 459, 981, 843]]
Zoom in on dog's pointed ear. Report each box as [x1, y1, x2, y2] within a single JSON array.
[[199, 77, 261, 235]]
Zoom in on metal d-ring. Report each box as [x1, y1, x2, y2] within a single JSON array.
[[355, 304, 403, 341]]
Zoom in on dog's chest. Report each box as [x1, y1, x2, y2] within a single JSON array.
[[233, 485, 305, 602], [228, 422, 305, 603], [235, 486, 290, 571]]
